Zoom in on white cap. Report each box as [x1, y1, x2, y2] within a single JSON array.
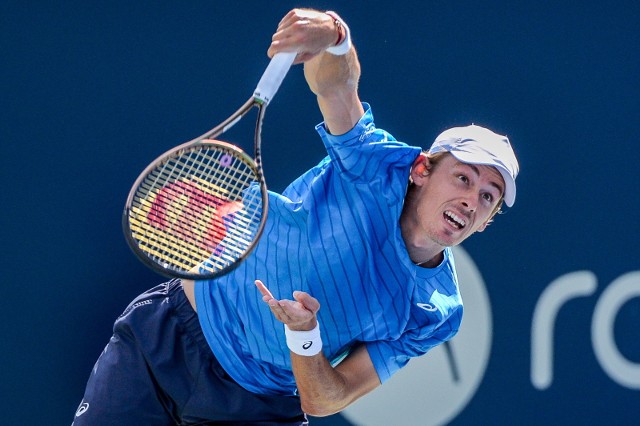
[[428, 124, 519, 207]]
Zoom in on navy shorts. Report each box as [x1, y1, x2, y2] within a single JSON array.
[[73, 279, 307, 425]]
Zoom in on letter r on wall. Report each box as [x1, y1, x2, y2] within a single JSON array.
[[530, 271, 597, 389]]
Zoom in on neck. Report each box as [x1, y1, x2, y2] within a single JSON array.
[[414, 251, 444, 268], [400, 183, 445, 268]]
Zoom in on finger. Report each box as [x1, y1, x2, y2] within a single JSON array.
[[268, 10, 298, 58], [267, 39, 288, 59], [272, 10, 305, 45], [292, 290, 321, 313], [269, 302, 293, 323], [274, 300, 300, 318], [255, 279, 274, 300], [277, 9, 299, 29], [278, 300, 314, 323]]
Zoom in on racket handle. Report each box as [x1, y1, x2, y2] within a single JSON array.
[[253, 52, 296, 105]]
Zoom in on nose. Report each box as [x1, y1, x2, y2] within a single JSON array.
[[461, 197, 477, 213]]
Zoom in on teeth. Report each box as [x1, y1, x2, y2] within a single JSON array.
[[445, 211, 466, 228]]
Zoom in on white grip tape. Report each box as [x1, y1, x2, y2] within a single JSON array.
[[253, 51, 296, 105], [284, 322, 323, 356]]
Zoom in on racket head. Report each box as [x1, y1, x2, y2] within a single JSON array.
[[123, 139, 268, 280]]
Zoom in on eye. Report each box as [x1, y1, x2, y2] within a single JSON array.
[[482, 192, 494, 203], [457, 174, 469, 184]]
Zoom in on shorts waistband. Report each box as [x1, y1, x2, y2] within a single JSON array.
[[166, 279, 212, 357]]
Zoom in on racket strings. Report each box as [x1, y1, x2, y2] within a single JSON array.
[[128, 144, 264, 274]]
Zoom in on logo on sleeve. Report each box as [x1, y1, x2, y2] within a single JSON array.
[[417, 302, 438, 312]]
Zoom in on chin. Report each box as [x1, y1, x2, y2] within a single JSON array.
[[439, 232, 469, 248], [430, 234, 458, 249], [427, 226, 470, 248]]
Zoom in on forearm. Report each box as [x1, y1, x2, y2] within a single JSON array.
[[304, 43, 364, 135], [290, 343, 380, 417], [291, 353, 350, 416]]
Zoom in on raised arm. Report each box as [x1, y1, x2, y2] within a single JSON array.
[[267, 9, 364, 135]]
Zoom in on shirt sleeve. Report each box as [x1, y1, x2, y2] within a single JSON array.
[[365, 313, 461, 384], [282, 102, 421, 203], [315, 103, 422, 184]]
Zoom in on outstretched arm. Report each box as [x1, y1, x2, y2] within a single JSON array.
[[267, 9, 364, 135], [255, 280, 380, 416]]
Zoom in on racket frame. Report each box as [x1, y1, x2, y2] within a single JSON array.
[[123, 53, 295, 280]]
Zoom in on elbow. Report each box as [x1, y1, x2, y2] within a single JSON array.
[[300, 400, 342, 417], [300, 394, 350, 417]]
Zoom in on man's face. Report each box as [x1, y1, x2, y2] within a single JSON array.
[[410, 154, 505, 249]]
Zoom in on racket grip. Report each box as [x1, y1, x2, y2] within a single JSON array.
[[253, 52, 296, 105]]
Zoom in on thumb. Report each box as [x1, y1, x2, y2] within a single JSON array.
[[293, 290, 321, 313]]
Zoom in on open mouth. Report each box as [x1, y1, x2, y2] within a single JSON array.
[[444, 210, 466, 230]]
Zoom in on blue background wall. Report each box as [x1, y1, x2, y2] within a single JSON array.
[[1, 1, 638, 424]]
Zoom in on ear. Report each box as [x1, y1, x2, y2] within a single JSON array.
[[476, 221, 489, 233], [477, 203, 501, 233], [410, 153, 431, 184]]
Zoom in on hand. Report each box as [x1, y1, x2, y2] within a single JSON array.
[[267, 9, 339, 64], [255, 279, 320, 331]]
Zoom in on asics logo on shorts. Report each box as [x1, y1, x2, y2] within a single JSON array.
[[75, 402, 89, 417]]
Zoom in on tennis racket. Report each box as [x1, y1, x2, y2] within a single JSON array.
[[123, 52, 296, 280]]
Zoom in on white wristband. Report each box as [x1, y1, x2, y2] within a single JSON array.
[[325, 11, 352, 56], [284, 322, 323, 356]]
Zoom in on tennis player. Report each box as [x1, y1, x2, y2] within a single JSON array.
[[74, 8, 519, 425]]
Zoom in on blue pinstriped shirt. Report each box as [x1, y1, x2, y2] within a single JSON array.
[[195, 103, 463, 396]]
